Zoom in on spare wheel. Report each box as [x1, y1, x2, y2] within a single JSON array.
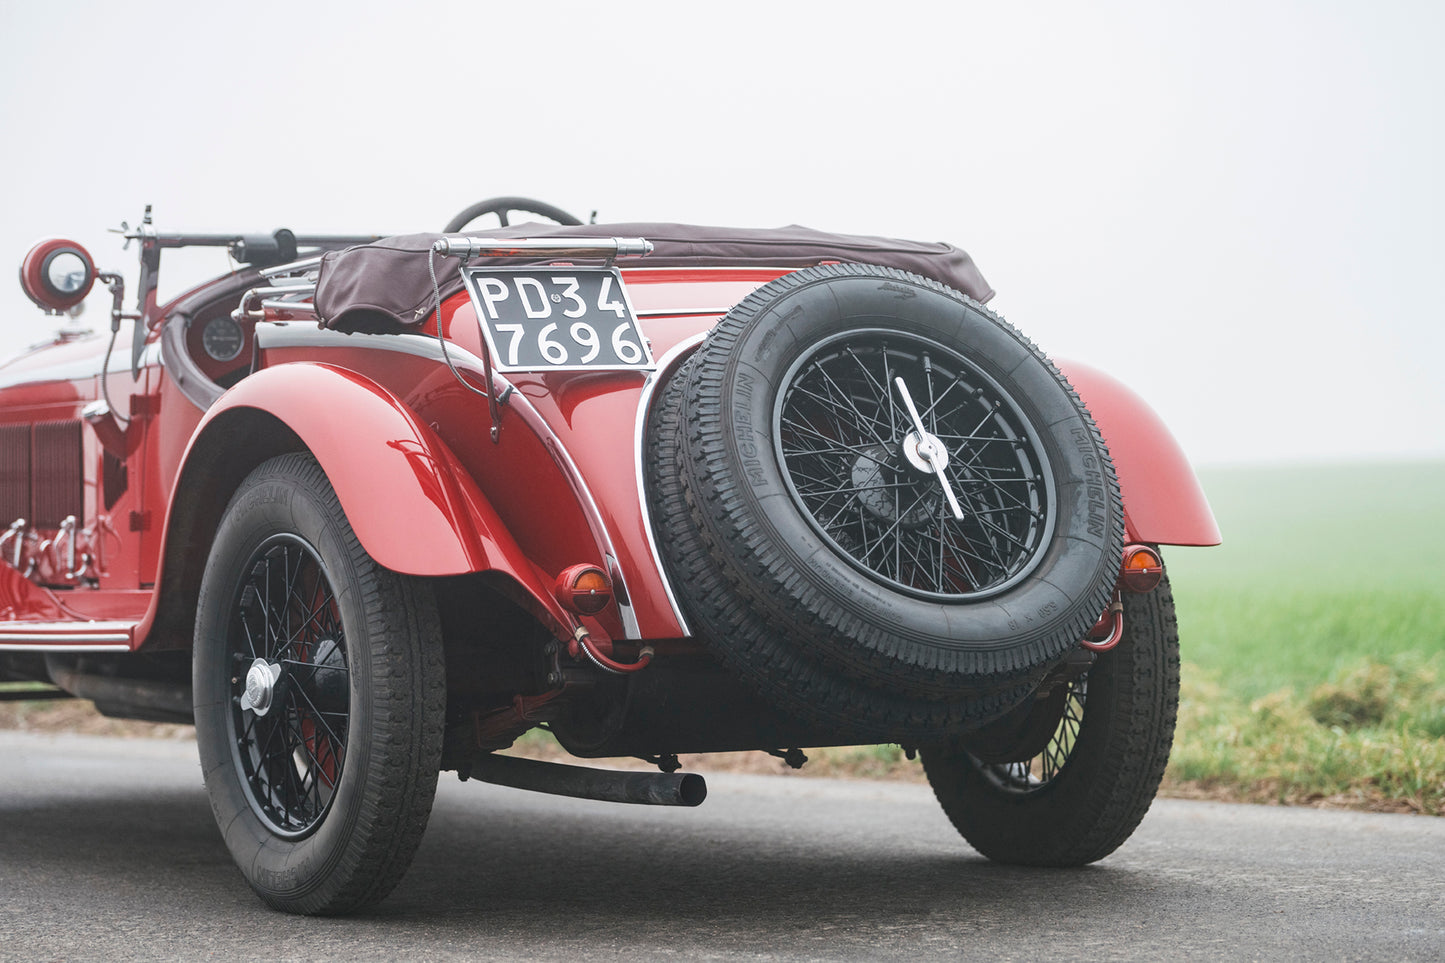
[[649, 263, 1122, 709]]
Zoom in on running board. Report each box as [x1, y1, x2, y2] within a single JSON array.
[[0, 620, 134, 650], [463, 754, 707, 807]]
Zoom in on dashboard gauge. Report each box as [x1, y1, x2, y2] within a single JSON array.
[[201, 316, 246, 362]]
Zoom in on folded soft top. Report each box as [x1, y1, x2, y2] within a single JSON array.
[[313, 221, 994, 333]]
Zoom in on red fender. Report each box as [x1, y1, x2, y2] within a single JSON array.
[[1058, 359, 1221, 547], [172, 363, 574, 628]]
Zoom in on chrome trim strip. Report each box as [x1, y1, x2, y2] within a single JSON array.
[[500, 381, 643, 640], [636, 308, 731, 319], [259, 298, 319, 316], [253, 324, 643, 638], [259, 255, 324, 277], [0, 620, 135, 641], [436, 236, 653, 259], [619, 265, 804, 274], [631, 334, 708, 637], [0, 642, 132, 651]]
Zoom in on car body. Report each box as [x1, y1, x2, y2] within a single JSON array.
[[2, 199, 1218, 914]]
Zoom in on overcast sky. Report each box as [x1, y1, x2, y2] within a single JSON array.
[[2, 0, 1440, 467]]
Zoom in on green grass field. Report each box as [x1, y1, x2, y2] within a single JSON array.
[[1161, 460, 1445, 812], [1165, 460, 1445, 694]]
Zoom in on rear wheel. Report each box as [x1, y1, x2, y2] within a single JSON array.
[[193, 453, 445, 914], [921, 574, 1180, 865]]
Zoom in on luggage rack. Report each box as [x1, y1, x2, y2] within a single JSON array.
[[230, 235, 653, 325]]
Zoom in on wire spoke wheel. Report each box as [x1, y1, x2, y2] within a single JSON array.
[[228, 534, 349, 838], [921, 577, 1181, 867], [978, 676, 1087, 794], [196, 453, 444, 914], [650, 264, 1122, 717], [774, 330, 1052, 601]]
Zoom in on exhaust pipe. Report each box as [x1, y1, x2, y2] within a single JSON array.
[[467, 753, 707, 807], [44, 656, 193, 724]]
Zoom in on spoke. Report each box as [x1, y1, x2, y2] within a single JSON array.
[[937, 525, 990, 587], [781, 420, 890, 461], [969, 509, 1035, 556], [843, 346, 892, 413], [239, 607, 260, 660], [239, 705, 261, 747], [932, 431, 1021, 447], [893, 477, 901, 577], [818, 491, 865, 533], [923, 352, 936, 434], [287, 705, 333, 787], [809, 366, 883, 445], [262, 555, 275, 657], [290, 681, 348, 749], [277, 717, 309, 823], [858, 489, 935, 563], [917, 374, 967, 424], [798, 374, 890, 446], [802, 478, 918, 499]]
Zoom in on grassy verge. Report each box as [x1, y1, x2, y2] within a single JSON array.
[[1160, 460, 1445, 814], [1167, 657, 1445, 814]]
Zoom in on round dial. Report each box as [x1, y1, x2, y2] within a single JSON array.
[[202, 316, 246, 363]]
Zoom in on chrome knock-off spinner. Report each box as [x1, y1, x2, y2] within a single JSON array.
[[241, 658, 283, 717], [902, 429, 951, 475]]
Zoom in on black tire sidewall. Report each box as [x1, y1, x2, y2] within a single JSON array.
[[193, 457, 382, 907], [689, 266, 1119, 684], [921, 575, 1180, 865]]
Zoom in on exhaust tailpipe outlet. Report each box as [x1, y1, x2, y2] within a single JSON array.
[[467, 753, 707, 807]]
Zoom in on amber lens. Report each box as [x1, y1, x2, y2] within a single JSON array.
[[1120, 546, 1163, 592], [555, 564, 612, 615]]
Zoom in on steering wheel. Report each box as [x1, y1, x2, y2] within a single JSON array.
[[443, 196, 583, 233]]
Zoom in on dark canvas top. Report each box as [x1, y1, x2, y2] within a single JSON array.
[[313, 222, 994, 333]]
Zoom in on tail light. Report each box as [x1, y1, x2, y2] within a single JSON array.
[[554, 564, 613, 616], [1120, 545, 1164, 593]]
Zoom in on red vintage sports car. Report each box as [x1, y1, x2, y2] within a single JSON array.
[[2, 198, 1219, 914]]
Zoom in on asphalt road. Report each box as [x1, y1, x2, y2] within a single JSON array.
[[1, 731, 1441, 962]]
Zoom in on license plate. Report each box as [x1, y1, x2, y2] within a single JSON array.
[[462, 267, 653, 372]]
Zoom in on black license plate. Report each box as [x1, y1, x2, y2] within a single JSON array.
[[462, 267, 653, 372]]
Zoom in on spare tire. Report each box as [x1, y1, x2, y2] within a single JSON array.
[[648, 264, 1122, 726]]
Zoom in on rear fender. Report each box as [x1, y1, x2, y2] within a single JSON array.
[[141, 363, 574, 647], [1058, 359, 1221, 546]]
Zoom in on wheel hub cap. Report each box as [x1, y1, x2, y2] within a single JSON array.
[[241, 658, 283, 717], [902, 429, 950, 474]]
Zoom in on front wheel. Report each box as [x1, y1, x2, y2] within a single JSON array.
[[193, 453, 445, 914], [921, 574, 1180, 866]]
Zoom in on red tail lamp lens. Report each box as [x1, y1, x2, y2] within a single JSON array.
[[554, 564, 612, 615], [1120, 545, 1164, 594]]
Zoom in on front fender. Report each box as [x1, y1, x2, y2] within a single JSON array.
[[188, 363, 527, 577], [1058, 360, 1221, 547]]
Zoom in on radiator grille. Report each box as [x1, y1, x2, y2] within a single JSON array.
[[32, 420, 83, 528], [0, 420, 84, 528], [0, 424, 31, 524]]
